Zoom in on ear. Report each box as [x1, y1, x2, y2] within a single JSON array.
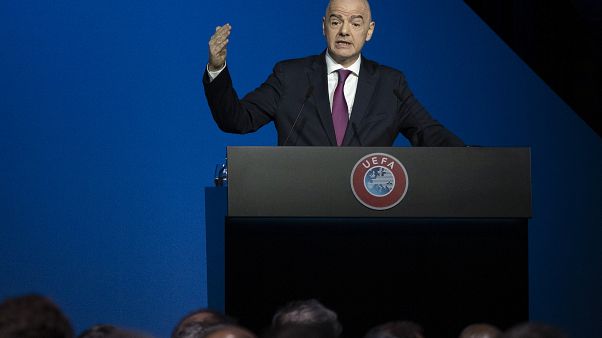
[[322, 17, 326, 36], [365, 21, 375, 41]]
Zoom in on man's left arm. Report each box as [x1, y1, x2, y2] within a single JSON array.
[[394, 75, 465, 147]]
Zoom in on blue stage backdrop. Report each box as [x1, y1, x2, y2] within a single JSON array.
[[1, 1, 600, 337]]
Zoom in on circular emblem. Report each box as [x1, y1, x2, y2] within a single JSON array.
[[351, 153, 409, 210]]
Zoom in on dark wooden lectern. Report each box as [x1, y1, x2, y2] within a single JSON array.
[[205, 146, 531, 338]]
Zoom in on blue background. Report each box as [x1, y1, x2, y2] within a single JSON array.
[[1, 1, 600, 337]]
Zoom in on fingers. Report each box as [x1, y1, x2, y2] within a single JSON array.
[[215, 23, 231, 34], [209, 23, 231, 46], [210, 38, 229, 55], [209, 24, 231, 53], [208, 23, 231, 70]]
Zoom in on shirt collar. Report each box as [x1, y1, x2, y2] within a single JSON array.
[[325, 51, 361, 77]]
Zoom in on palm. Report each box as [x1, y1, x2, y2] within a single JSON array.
[[208, 24, 231, 71]]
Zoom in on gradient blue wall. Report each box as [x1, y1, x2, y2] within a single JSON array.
[[1, 1, 600, 337]]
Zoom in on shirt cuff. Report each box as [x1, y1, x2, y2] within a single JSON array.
[[207, 63, 226, 82]]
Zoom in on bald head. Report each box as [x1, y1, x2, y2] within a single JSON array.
[[459, 323, 502, 338], [326, 0, 372, 21], [322, 0, 375, 67], [499, 322, 568, 338], [204, 325, 256, 338], [171, 309, 235, 338]]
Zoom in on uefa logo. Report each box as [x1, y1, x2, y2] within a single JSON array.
[[350, 153, 409, 210]]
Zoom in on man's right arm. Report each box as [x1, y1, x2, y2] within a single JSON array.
[[203, 23, 281, 134]]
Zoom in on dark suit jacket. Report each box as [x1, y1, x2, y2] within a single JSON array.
[[203, 52, 464, 146]]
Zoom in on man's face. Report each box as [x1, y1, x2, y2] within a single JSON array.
[[323, 0, 375, 67]]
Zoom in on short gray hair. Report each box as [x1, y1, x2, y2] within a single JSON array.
[[272, 299, 342, 337]]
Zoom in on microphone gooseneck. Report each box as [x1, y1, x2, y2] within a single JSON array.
[[283, 85, 314, 146]]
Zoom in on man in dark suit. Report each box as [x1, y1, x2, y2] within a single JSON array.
[[204, 0, 464, 147]]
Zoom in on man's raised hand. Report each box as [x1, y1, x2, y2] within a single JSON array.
[[208, 23, 231, 71]]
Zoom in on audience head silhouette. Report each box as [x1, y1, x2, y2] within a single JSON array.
[[459, 323, 502, 338], [499, 322, 568, 338], [0, 293, 576, 338], [78, 324, 152, 338], [200, 324, 256, 338], [172, 309, 236, 338], [0, 293, 74, 338], [271, 299, 342, 338], [363, 320, 425, 338]]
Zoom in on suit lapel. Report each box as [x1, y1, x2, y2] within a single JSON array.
[[344, 56, 378, 146], [307, 53, 336, 146]]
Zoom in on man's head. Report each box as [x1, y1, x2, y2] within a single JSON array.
[[271, 299, 342, 338], [171, 308, 235, 338], [77, 324, 153, 338], [202, 324, 256, 338], [323, 0, 375, 67], [363, 320, 425, 338], [459, 323, 502, 338], [499, 322, 568, 338], [0, 294, 74, 338]]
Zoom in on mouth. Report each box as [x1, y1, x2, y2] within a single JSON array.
[[335, 40, 352, 48]]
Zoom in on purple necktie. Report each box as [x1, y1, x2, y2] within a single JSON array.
[[332, 69, 352, 146]]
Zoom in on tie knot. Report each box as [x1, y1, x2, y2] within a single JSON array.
[[337, 69, 353, 84]]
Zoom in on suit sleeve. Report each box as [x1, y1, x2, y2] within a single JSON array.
[[203, 64, 285, 134], [395, 75, 465, 147]]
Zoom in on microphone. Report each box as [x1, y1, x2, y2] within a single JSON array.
[[283, 85, 314, 146]]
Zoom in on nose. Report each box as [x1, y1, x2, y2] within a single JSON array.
[[339, 21, 350, 36]]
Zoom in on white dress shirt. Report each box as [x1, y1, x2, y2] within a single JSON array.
[[325, 52, 361, 118], [206, 51, 362, 118], [207, 63, 226, 81]]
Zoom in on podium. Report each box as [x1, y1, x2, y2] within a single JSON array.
[[205, 147, 531, 338]]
